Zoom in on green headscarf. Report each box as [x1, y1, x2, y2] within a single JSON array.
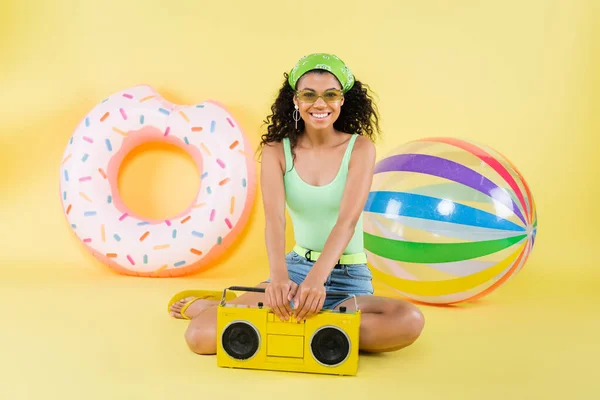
[[288, 53, 355, 93]]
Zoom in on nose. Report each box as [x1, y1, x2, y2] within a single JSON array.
[[313, 96, 327, 108]]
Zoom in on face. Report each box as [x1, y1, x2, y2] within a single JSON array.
[[293, 71, 344, 131]]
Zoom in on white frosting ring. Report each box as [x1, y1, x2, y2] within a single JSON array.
[[59, 85, 256, 277]]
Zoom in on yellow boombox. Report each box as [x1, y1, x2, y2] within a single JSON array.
[[216, 286, 361, 376]]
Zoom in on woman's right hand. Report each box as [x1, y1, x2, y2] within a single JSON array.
[[265, 278, 298, 321]]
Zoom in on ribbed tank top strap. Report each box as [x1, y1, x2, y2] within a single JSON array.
[[282, 137, 293, 174], [340, 134, 359, 172]]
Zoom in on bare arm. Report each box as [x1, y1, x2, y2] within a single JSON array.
[[260, 142, 288, 281], [308, 136, 376, 283]]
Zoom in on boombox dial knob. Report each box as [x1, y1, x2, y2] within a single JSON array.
[[221, 322, 260, 360]]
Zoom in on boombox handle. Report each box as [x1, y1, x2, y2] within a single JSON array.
[[220, 286, 360, 312]]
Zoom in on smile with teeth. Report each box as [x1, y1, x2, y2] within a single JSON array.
[[310, 112, 330, 119]]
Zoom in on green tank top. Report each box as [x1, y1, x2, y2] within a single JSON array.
[[282, 134, 364, 255]]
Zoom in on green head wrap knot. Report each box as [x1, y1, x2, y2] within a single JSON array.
[[288, 53, 355, 93]]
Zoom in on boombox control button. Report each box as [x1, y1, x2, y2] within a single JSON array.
[[339, 307, 347, 313], [258, 302, 263, 309]]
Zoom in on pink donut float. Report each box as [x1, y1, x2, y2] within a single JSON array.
[[59, 85, 256, 277]]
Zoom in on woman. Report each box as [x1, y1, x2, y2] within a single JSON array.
[[169, 53, 425, 354]]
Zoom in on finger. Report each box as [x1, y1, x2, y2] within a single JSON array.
[[302, 296, 320, 321], [275, 306, 285, 321], [292, 293, 303, 320], [312, 295, 325, 317], [273, 289, 287, 320], [292, 288, 303, 311], [296, 289, 309, 313], [281, 287, 292, 319], [288, 282, 299, 301], [309, 296, 320, 317], [279, 287, 292, 320], [267, 289, 283, 320], [282, 288, 292, 316], [317, 295, 326, 314], [273, 288, 283, 317], [296, 293, 312, 321]]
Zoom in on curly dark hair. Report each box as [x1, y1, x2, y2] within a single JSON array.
[[257, 71, 381, 157]]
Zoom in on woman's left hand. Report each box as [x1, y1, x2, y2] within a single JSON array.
[[292, 275, 327, 322]]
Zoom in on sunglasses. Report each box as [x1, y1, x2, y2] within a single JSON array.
[[295, 89, 344, 103]]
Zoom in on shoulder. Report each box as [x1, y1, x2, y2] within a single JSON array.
[[353, 134, 375, 151], [350, 134, 376, 163], [260, 140, 286, 171], [262, 139, 284, 153]]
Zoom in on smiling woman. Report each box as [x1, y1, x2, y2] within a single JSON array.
[[259, 53, 381, 155], [169, 53, 425, 358]]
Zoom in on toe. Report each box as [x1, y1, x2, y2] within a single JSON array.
[[171, 297, 193, 311]]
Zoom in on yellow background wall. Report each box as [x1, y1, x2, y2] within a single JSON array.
[[1, 0, 597, 281], [1, 1, 599, 398]]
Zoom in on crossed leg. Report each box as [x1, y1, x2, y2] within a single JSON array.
[[333, 295, 425, 353], [171, 283, 425, 355]]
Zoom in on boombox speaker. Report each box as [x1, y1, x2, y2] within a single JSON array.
[[216, 286, 361, 376]]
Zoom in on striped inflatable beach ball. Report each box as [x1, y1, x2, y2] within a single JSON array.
[[363, 137, 537, 305]]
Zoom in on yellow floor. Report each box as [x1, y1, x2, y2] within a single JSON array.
[[1, 242, 597, 400], [2, 1, 599, 398]]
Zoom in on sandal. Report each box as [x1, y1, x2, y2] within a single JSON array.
[[167, 289, 237, 320]]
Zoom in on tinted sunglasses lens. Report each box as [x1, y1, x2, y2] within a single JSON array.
[[297, 92, 318, 102], [322, 90, 343, 102]]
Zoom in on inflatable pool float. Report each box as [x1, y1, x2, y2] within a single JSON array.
[[59, 85, 256, 277]]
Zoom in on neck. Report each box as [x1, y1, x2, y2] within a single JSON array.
[[301, 126, 338, 148]]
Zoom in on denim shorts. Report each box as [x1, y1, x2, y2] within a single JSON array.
[[265, 250, 374, 310]]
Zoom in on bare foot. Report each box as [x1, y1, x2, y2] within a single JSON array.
[[169, 297, 218, 319]]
